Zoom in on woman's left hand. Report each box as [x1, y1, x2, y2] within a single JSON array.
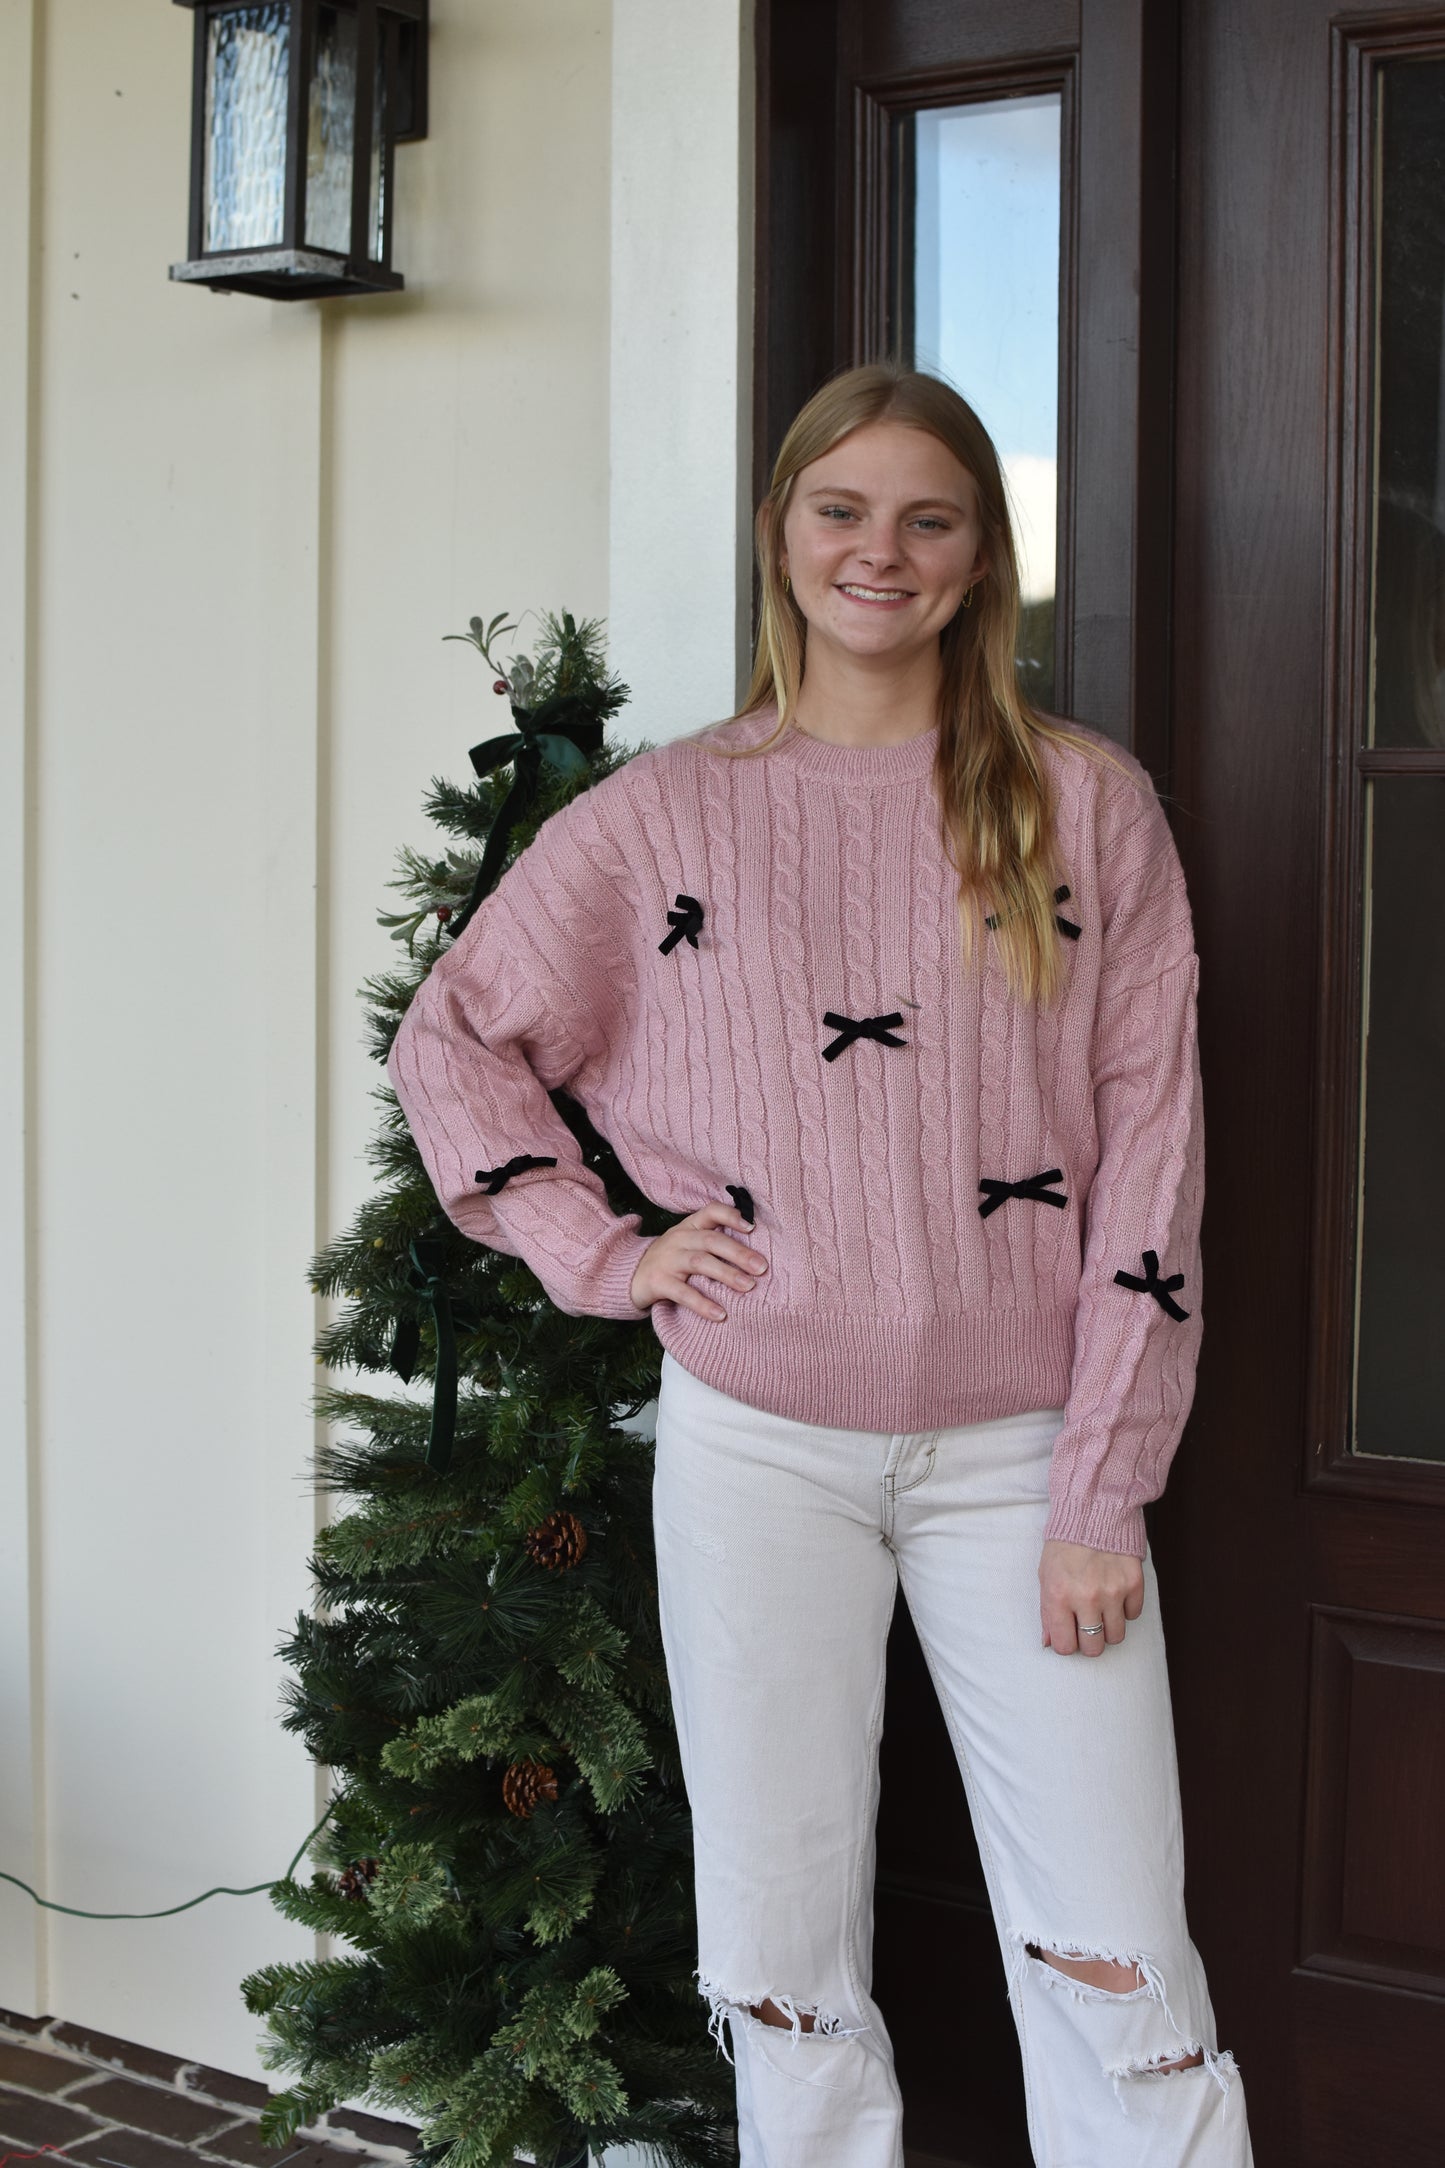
[[1038, 1539, 1144, 1656]]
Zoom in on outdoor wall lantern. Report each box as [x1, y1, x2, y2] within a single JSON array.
[[169, 1, 428, 299]]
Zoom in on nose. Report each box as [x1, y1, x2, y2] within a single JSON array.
[[857, 526, 904, 570]]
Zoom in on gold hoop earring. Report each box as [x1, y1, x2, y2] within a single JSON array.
[[962, 584, 974, 609]]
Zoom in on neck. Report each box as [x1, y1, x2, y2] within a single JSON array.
[[790, 635, 942, 747]]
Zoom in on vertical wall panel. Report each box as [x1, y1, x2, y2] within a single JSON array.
[[0, 0, 44, 2027], [609, 0, 757, 747]]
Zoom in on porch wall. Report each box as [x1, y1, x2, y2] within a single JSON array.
[[0, 0, 752, 2089]]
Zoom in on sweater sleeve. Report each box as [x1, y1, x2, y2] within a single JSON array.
[[386, 785, 655, 1321], [1042, 766, 1205, 1558]]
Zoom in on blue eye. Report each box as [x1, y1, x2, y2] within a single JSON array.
[[819, 505, 856, 520]]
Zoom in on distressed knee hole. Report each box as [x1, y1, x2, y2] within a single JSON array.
[[1012, 1934, 1240, 2117], [1028, 1943, 1145, 1995], [751, 1996, 818, 2031], [1115, 2043, 1239, 2114], [1130, 2047, 1207, 2074], [694, 1973, 864, 2062]]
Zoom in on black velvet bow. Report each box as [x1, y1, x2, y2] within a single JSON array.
[[985, 884, 1081, 939], [389, 1235, 461, 1475], [475, 1151, 558, 1195], [726, 1182, 755, 1223], [821, 1010, 908, 1061], [659, 894, 704, 953], [445, 693, 607, 944], [978, 1168, 1069, 1219], [1114, 1249, 1190, 1322]]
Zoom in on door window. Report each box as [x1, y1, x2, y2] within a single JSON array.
[[901, 94, 1063, 707]]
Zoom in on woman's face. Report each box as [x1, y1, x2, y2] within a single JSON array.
[[778, 418, 989, 671]]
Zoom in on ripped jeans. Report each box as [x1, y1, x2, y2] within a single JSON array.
[[652, 1348, 1254, 2168]]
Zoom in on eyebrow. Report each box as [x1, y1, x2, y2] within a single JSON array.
[[801, 485, 968, 513]]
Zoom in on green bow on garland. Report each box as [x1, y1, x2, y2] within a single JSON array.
[[444, 614, 607, 943]]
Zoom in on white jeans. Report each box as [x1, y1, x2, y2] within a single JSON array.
[[651, 1348, 1254, 2168]]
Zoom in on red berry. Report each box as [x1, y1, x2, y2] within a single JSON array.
[[436, 906, 452, 922], [493, 679, 509, 695]]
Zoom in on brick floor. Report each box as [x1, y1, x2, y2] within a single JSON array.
[[0, 2015, 419, 2168], [0, 2051, 84, 2099]]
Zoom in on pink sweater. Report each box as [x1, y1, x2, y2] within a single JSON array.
[[387, 705, 1203, 1558]]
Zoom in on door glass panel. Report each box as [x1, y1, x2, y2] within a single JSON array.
[[1353, 780, 1445, 1459], [1351, 51, 1445, 1461], [1368, 58, 1445, 749], [907, 94, 1062, 708]]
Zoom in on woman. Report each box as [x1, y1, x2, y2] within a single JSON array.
[[388, 364, 1254, 2167]]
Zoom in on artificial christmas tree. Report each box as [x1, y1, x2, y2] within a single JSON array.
[[240, 612, 733, 2168]]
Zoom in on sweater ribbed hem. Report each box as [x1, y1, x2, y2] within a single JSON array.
[[650, 1303, 1076, 1435]]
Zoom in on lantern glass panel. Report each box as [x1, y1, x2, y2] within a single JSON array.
[[203, 3, 290, 253], [369, 35, 386, 260], [306, 5, 358, 253]]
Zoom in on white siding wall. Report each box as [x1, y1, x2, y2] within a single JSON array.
[[609, 0, 756, 740], [1, 0, 752, 2094]]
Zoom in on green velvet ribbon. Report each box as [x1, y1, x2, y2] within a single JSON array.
[[448, 692, 605, 942], [390, 1236, 459, 1476]]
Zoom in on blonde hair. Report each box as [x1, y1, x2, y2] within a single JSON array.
[[708, 362, 1110, 1006]]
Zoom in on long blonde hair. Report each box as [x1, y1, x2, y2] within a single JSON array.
[[708, 363, 1104, 1006]]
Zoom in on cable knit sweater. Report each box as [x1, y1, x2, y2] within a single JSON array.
[[387, 704, 1203, 1558]]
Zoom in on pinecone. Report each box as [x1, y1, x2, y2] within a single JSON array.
[[502, 1758, 559, 1818], [525, 1508, 588, 1573], [337, 1856, 381, 1900]]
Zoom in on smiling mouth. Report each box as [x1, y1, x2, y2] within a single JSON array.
[[837, 582, 913, 603]]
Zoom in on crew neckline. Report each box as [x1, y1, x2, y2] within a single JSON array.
[[709, 707, 940, 783]]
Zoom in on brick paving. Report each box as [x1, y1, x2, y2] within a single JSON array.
[[0, 2012, 420, 2168]]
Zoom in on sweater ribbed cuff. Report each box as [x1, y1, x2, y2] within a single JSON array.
[[443, 1188, 655, 1322], [1042, 1494, 1148, 1560], [588, 1230, 658, 1321]]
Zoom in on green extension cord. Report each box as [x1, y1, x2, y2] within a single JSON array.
[[0, 1804, 334, 1920]]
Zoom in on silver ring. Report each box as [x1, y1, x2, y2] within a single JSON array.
[[1079, 1623, 1106, 1636]]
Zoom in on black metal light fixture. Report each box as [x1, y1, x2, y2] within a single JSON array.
[[170, 1, 428, 299]]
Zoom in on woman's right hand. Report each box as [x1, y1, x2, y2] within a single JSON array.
[[628, 1201, 768, 1320]]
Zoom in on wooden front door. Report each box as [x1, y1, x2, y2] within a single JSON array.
[[756, 4, 1445, 2162]]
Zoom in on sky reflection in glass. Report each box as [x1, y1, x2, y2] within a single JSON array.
[[913, 95, 1061, 610]]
